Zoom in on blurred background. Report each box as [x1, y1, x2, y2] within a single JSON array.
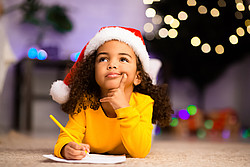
[[0, 0, 249, 141]]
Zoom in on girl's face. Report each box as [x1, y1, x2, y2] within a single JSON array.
[[95, 40, 141, 95]]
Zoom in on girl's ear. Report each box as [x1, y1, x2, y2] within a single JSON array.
[[133, 71, 142, 86]]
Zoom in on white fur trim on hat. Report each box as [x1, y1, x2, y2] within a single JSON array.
[[50, 80, 70, 104], [84, 27, 150, 73]]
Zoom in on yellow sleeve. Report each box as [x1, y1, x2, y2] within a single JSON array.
[[115, 97, 154, 158], [54, 111, 86, 158]]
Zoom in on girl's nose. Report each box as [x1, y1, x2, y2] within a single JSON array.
[[107, 62, 117, 69]]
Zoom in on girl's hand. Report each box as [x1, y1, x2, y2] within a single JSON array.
[[61, 142, 90, 160], [100, 73, 130, 110]]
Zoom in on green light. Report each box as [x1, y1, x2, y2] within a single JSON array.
[[187, 105, 197, 115], [197, 129, 206, 139], [204, 120, 214, 130], [170, 117, 179, 127]]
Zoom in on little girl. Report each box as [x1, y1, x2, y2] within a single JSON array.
[[50, 26, 173, 159]]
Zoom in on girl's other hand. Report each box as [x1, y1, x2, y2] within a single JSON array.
[[61, 142, 90, 160], [100, 73, 130, 110]]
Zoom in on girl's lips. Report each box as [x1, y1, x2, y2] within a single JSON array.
[[106, 73, 121, 78]]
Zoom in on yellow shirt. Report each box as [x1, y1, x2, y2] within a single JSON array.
[[54, 92, 154, 158]]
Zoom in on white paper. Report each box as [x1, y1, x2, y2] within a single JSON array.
[[43, 154, 126, 164]]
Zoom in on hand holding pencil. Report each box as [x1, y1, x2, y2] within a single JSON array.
[[49, 115, 90, 160]]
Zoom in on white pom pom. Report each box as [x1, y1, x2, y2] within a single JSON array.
[[49, 80, 70, 104]]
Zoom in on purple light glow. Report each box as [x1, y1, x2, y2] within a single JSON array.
[[178, 109, 190, 120], [222, 129, 230, 139]]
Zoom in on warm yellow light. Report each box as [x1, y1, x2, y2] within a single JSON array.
[[198, 5, 207, 14], [218, 0, 226, 7], [145, 32, 155, 41], [164, 15, 174, 25], [153, 0, 161, 2], [215, 45, 224, 54], [236, 27, 245, 36], [235, 11, 243, 19], [152, 15, 162, 24], [201, 43, 211, 53], [187, 0, 197, 6], [168, 29, 178, 38], [235, 0, 243, 3], [178, 11, 188, 21], [170, 19, 180, 28], [158, 28, 168, 38], [249, 5, 250, 11], [145, 8, 156, 18], [229, 35, 238, 44], [144, 23, 154, 33], [236, 3, 245, 11], [247, 26, 250, 34], [211, 8, 220, 17], [191, 37, 201, 47], [143, 0, 154, 4], [245, 19, 250, 27]]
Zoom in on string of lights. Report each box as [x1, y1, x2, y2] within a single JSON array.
[[143, 0, 249, 55]]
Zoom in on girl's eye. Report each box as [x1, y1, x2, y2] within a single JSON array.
[[99, 57, 108, 62], [120, 57, 129, 63]]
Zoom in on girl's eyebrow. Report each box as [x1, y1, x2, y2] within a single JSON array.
[[119, 53, 132, 58], [96, 52, 132, 58], [96, 52, 108, 57]]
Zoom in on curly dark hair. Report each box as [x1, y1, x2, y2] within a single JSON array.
[[61, 52, 174, 127]]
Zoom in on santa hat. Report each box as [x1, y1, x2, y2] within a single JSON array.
[[50, 26, 150, 104]]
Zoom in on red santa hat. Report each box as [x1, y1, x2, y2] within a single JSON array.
[[50, 26, 150, 104]]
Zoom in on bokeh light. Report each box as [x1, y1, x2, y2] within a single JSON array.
[[170, 19, 180, 28], [198, 5, 207, 14], [222, 129, 231, 139], [168, 29, 178, 38], [191, 36, 201, 46], [245, 19, 250, 27], [164, 15, 174, 25], [235, 11, 243, 19], [158, 28, 168, 38], [218, 0, 226, 7], [201, 43, 211, 53], [143, 0, 154, 4], [236, 3, 245, 11], [170, 117, 179, 127], [155, 125, 162, 135], [145, 8, 156, 18], [247, 26, 250, 34], [210, 8, 220, 17], [70, 52, 80, 62], [144, 23, 154, 33], [197, 129, 206, 139], [178, 11, 188, 21], [215, 45, 224, 54], [187, 105, 197, 115], [37, 50, 48, 60], [28, 47, 38, 59], [241, 129, 250, 139], [145, 32, 155, 41], [187, 0, 196, 6], [152, 15, 162, 24], [229, 35, 238, 44], [178, 109, 190, 120], [236, 27, 245, 36], [204, 120, 214, 129]]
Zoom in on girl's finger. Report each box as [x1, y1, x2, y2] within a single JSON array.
[[119, 73, 127, 90]]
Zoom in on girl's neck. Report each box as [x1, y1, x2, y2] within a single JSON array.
[[101, 103, 117, 118]]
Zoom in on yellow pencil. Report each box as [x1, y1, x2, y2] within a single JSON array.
[[49, 115, 90, 156]]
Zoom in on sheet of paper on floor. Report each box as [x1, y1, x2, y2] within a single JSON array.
[[43, 154, 126, 164]]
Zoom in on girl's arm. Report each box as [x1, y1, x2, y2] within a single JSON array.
[[54, 112, 86, 158], [115, 96, 154, 158]]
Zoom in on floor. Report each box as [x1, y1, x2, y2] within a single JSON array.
[[0, 130, 250, 167]]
